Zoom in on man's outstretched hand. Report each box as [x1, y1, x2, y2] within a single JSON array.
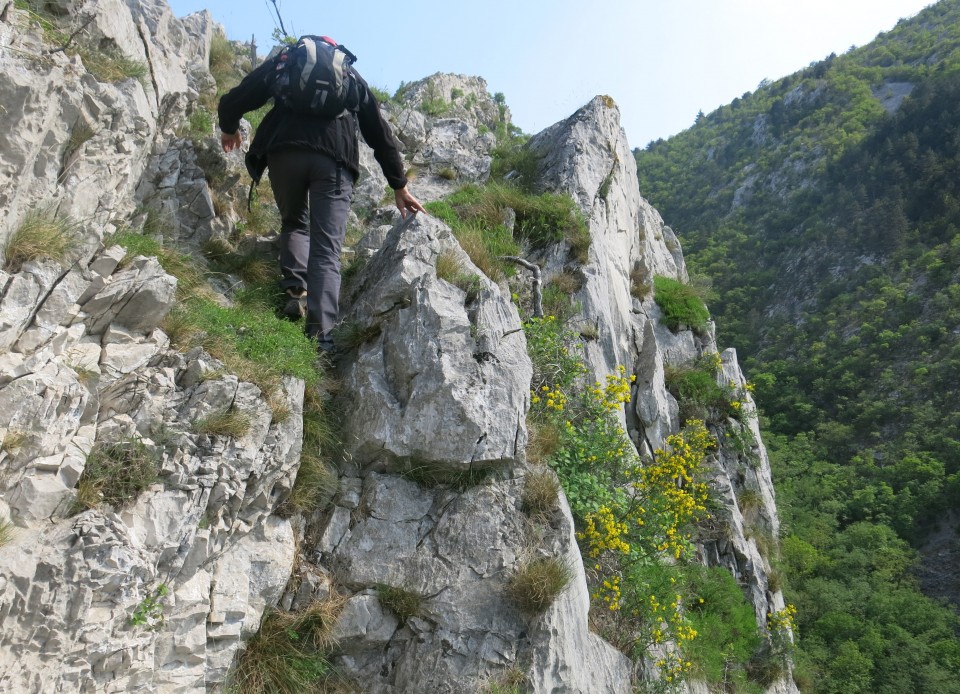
[[395, 186, 426, 218], [221, 131, 242, 153]]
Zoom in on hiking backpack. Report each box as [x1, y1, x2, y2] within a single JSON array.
[[272, 35, 360, 118]]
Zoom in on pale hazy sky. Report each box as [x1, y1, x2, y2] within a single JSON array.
[[168, 0, 936, 149]]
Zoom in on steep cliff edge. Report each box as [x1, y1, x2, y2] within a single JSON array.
[[0, 2, 794, 692]]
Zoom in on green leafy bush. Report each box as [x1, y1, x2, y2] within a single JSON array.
[[653, 276, 710, 332]]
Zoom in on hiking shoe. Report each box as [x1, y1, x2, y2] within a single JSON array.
[[282, 288, 306, 321]]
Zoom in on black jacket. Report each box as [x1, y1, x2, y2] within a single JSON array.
[[217, 52, 408, 190]]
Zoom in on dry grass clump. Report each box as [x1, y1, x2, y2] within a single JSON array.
[[451, 222, 505, 282], [525, 420, 561, 466], [629, 266, 651, 300], [229, 594, 346, 694], [278, 385, 341, 516], [194, 408, 252, 438], [737, 487, 764, 514], [376, 585, 424, 624], [520, 468, 560, 519], [63, 119, 96, 164], [435, 250, 484, 302], [1, 430, 28, 454], [547, 270, 583, 296], [435, 249, 463, 283], [3, 207, 78, 273], [506, 556, 572, 615], [280, 452, 338, 517], [72, 439, 159, 513], [0, 518, 15, 547], [77, 44, 147, 84]]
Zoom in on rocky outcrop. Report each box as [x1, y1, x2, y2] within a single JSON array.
[[0, 247, 305, 692], [306, 213, 631, 693], [0, 2, 300, 691], [338, 214, 529, 472], [521, 96, 796, 692], [0, 0, 213, 249]]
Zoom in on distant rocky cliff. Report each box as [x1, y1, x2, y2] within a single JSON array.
[[0, 1, 795, 692]]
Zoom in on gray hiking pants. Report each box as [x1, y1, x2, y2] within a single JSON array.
[[268, 149, 354, 342]]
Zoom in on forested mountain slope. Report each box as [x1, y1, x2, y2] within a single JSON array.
[[635, 0, 960, 691]]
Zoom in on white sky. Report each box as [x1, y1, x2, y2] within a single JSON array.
[[167, 0, 936, 149]]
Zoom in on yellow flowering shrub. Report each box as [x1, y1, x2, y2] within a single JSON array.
[[523, 319, 764, 688]]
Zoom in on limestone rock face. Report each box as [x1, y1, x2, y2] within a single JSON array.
[[316, 470, 632, 693], [396, 73, 508, 134], [304, 213, 634, 692], [519, 96, 797, 693], [0, 242, 305, 692], [0, 0, 213, 247], [353, 73, 503, 212], [338, 214, 530, 472]]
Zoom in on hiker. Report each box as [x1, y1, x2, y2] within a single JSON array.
[[217, 35, 425, 353]]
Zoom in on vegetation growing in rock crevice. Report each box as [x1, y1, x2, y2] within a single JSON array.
[[229, 595, 349, 694], [72, 439, 160, 514], [2, 207, 78, 273], [635, 2, 960, 690], [653, 276, 710, 333], [522, 316, 784, 689], [111, 231, 320, 397], [425, 182, 589, 280], [12, 1, 147, 83]]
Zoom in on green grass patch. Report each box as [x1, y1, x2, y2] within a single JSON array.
[[172, 298, 320, 389], [110, 231, 321, 395], [653, 275, 710, 332], [441, 183, 588, 257]]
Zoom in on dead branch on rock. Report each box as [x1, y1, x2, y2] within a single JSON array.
[[501, 256, 543, 318]]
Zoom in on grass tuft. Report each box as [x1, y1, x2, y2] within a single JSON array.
[[0, 518, 15, 547], [376, 585, 424, 623], [521, 468, 560, 519], [525, 420, 562, 466], [78, 43, 148, 84], [72, 439, 159, 513], [331, 320, 381, 352], [194, 408, 252, 438], [506, 557, 572, 615], [1, 430, 28, 453], [629, 267, 651, 299], [228, 594, 346, 694], [3, 207, 78, 273]]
